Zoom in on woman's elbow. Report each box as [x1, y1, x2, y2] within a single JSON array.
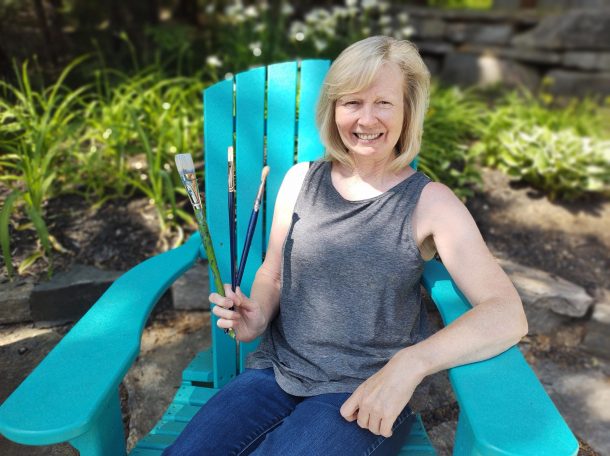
[[513, 305, 529, 342]]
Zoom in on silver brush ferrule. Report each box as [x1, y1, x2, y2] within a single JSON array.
[[181, 172, 202, 210]]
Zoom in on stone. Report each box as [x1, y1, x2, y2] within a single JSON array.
[[415, 40, 454, 55], [512, 10, 610, 50], [491, 0, 521, 9], [427, 420, 456, 456], [496, 259, 594, 334], [545, 70, 610, 98], [530, 358, 610, 456], [411, 17, 446, 39], [445, 23, 513, 45], [582, 290, 610, 359], [537, 0, 610, 9], [171, 261, 210, 310], [423, 56, 441, 75], [461, 44, 563, 65], [0, 281, 33, 324], [498, 258, 594, 318], [440, 52, 540, 91], [563, 52, 610, 71], [29, 265, 122, 326]]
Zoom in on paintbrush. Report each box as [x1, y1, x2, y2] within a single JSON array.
[[228, 146, 237, 292], [175, 153, 235, 339], [236, 166, 270, 288]]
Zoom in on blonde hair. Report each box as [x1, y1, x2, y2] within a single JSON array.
[[316, 36, 430, 172]]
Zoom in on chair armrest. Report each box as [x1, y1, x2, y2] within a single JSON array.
[[422, 259, 579, 456], [0, 233, 203, 446]]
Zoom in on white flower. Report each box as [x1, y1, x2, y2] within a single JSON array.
[[103, 128, 112, 139], [401, 26, 414, 38], [344, 0, 357, 7], [398, 12, 409, 24], [362, 0, 377, 10], [282, 3, 294, 15], [333, 6, 349, 18], [379, 15, 391, 26], [206, 55, 222, 67], [162, 102, 171, 110], [314, 38, 328, 51], [295, 31, 305, 41], [244, 5, 258, 18]]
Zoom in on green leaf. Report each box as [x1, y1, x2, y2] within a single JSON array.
[[18, 250, 44, 275], [0, 191, 20, 278]]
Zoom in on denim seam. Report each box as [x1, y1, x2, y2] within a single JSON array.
[[365, 410, 414, 456], [235, 417, 287, 456]]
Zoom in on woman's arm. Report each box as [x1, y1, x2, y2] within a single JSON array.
[[406, 181, 528, 376], [341, 182, 528, 436], [211, 162, 310, 342]]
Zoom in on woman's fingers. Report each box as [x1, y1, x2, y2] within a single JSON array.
[[212, 303, 240, 321], [379, 419, 394, 438], [368, 416, 382, 436]]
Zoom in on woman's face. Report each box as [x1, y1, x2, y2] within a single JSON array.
[[334, 62, 404, 162]]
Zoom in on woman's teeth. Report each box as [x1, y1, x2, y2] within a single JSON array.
[[355, 133, 382, 140]]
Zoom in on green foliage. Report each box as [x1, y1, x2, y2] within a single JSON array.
[[426, 0, 492, 9], [471, 90, 610, 200], [0, 57, 89, 276], [2, 0, 610, 279], [0, 58, 203, 277], [494, 127, 610, 201], [420, 84, 484, 200]]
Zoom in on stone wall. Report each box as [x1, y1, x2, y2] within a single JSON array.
[[403, 5, 610, 98]]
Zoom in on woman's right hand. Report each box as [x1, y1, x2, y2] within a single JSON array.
[[210, 285, 268, 342]]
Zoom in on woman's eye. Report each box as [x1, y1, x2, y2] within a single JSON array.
[[379, 100, 392, 105]]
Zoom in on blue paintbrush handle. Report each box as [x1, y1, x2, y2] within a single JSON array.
[[236, 209, 259, 288], [229, 193, 236, 292]]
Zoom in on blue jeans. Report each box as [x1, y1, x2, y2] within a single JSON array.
[[163, 368, 415, 456]]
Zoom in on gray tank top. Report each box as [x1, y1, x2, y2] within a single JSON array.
[[247, 159, 432, 396]]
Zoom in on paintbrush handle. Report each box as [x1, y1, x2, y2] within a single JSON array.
[[236, 208, 260, 288], [193, 208, 236, 339], [229, 192, 237, 291]]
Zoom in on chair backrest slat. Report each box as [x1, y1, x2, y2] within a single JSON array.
[[203, 78, 238, 387], [266, 62, 298, 247], [204, 60, 330, 385], [235, 67, 267, 370], [297, 60, 331, 162]]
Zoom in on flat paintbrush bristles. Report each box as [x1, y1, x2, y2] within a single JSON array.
[[175, 153, 196, 176], [254, 166, 270, 211], [261, 166, 270, 182]]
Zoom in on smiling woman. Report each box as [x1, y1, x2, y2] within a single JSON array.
[[164, 36, 528, 456]]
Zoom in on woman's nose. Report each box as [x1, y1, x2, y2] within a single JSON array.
[[358, 104, 378, 125]]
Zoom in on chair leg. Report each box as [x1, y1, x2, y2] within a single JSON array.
[[69, 389, 127, 456], [453, 410, 475, 456]]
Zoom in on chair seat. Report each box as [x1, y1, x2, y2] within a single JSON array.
[[130, 349, 437, 455]]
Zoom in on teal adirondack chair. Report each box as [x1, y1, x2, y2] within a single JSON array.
[[0, 60, 579, 456]]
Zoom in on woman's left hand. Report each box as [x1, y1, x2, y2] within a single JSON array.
[[340, 349, 426, 437]]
